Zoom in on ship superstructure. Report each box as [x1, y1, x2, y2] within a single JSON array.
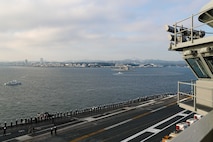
[[165, 1, 213, 141]]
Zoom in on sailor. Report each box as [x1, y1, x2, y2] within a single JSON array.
[[35, 117, 37, 123], [3, 126, 6, 136], [50, 127, 53, 135], [54, 126, 57, 135]]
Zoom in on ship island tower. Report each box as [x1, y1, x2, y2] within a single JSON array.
[[165, 1, 213, 141]]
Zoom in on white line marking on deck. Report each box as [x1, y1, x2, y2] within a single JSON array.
[[146, 128, 161, 133], [105, 119, 132, 130], [151, 106, 166, 113], [121, 110, 193, 142]]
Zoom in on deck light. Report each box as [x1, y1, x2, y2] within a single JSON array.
[[165, 25, 178, 33], [183, 50, 197, 56], [168, 34, 187, 42], [199, 47, 213, 53], [180, 27, 205, 38]]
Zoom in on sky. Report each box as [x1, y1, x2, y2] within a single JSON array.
[[0, 0, 211, 62]]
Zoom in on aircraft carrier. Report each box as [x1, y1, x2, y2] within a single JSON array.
[[0, 94, 192, 142], [1, 1, 213, 142]]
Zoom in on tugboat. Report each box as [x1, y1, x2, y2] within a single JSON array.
[[4, 80, 22, 86]]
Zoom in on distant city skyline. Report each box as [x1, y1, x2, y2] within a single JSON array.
[[0, 0, 210, 61]]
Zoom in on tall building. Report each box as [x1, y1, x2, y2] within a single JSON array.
[[40, 58, 44, 65], [24, 59, 28, 65]]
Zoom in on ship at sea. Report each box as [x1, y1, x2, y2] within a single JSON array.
[[4, 80, 22, 86], [111, 64, 129, 72]]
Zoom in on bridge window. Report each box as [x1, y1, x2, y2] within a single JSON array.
[[186, 58, 210, 78], [204, 56, 213, 74]]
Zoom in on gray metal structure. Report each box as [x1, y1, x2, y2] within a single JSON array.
[[166, 0, 213, 141]]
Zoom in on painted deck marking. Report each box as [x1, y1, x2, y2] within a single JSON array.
[[70, 100, 176, 142], [121, 110, 193, 142], [105, 119, 132, 130]]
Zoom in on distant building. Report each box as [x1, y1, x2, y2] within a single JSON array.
[[24, 59, 28, 65], [40, 58, 44, 65]]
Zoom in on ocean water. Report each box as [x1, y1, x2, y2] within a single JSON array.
[[0, 66, 195, 123]]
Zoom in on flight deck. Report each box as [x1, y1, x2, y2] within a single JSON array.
[[0, 94, 194, 142]]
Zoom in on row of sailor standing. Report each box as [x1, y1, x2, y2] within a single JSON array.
[[0, 93, 171, 133], [1, 125, 58, 136]]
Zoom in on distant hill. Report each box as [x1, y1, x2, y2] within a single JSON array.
[[109, 59, 186, 67], [141, 59, 186, 66]]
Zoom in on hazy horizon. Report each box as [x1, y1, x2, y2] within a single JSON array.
[[0, 58, 185, 63]]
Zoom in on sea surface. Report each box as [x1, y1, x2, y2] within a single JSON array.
[[0, 66, 195, 123]]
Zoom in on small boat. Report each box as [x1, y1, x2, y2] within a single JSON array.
[[113, 71, 123, 75], [4, 80, 22, 86], [117, 72, 123, 74]]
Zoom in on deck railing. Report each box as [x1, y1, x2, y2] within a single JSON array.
[[168, 11, 213, 48], [177, 81, 213, 112]]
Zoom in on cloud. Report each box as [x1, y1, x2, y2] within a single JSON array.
[[0, 0, 210, 61]]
